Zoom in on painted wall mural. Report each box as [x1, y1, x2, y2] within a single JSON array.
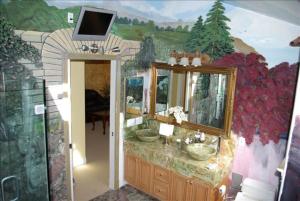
[[214, 53, 298, 145], [1, 0, 300, 197]]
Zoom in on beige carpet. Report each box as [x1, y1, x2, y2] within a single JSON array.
[[74, 121, 110, 201]]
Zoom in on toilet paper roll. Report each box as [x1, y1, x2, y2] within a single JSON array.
[[219, 185, 226, 197]]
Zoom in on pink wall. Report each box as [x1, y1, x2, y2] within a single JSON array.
[[232, 134, 286, 186]]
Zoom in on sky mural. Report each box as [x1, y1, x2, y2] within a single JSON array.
[[44, 0, 300, 67]]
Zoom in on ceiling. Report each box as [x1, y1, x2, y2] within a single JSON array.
[[224, 0, 300, 26]]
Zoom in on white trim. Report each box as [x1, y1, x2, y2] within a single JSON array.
[[67, 59, 75, 201], [67, 58, 121, 200], [119, 112, 126, 187], [109, 60, 117, 189]]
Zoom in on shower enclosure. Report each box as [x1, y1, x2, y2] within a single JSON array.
[[0, 77, 49, 201]]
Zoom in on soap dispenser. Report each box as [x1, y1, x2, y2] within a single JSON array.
[[200, 131, 206, 143]]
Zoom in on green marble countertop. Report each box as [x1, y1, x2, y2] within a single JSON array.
[[124, 136, 234, 187]]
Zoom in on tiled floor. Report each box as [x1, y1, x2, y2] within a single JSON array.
[[90, 185, 158, 201]]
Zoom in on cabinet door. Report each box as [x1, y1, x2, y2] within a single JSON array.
[[171, 173, 188, 201], [125, 155, 138, 187], [185, 180, 194, 201], [191, 180, 209, 201], [139, 159, 152, 193]]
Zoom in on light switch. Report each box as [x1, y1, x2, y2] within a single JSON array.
[[68, 12, 74, 23], [34, 104, 45, 115]]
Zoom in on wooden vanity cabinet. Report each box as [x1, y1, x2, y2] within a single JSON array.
[[171, 172, 212, 201], [139, 159, 152, 193], [171, 172, 189, 201], [124, 155, 139, 187], [152, 165, 171, 201], [125, 155, 223, 201], [125, 154, 152, 193]]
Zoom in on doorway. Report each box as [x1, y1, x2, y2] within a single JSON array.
[[69, 60, 115, 201]]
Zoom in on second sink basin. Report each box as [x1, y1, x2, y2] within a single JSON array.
[[186, 143, 216, 161], [136, 129, 160, 142]]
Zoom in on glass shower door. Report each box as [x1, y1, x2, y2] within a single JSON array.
[[0, 78, 49, 201]]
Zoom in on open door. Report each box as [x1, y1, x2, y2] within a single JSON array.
[[66, 59, 119, 201]]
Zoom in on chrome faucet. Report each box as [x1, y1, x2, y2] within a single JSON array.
[[216, 136, 221, 154], [195, 130, 205, 143]]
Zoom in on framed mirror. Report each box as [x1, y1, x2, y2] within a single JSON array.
[[125, 76, 144, 119], [150, 62, 237, 138], [189, 72, 227, 129]]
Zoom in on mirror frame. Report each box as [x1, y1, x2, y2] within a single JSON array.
[[149, 62, 237, 138]]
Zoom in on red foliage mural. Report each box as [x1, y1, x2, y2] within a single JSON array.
[[214, 53, 298, 144]]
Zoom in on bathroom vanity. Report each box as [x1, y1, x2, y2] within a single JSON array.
[[124, 136, 234, 201], [124, 62, 237, 200]]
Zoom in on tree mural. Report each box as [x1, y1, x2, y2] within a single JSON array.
[[0, 17, 41, 69], [122, 35, 156, 82], [214, 53, 298, 144], [201, 0, 234, 60], [184, 16, 205, 52], [135, 36, 156, 70]]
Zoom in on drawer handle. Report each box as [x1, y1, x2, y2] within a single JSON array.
[[158, 189, 161, 192], [159, 173, 163, 176]]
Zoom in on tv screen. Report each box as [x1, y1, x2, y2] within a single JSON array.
[[73, 7, 116, 41]]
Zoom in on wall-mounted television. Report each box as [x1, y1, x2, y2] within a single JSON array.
[[72, 7, 117, 41]]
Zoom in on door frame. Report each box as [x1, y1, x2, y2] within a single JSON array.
[[64, 54, 121, 201]]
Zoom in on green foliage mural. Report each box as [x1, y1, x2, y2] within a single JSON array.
[[184, 0, 234, 60], [201, 0, 234, 59], [0, 17, 41, 84], [0, 18, 40, 62], [184, 16, 205, 52], [136, 36, 156, 70], [123, 36, 156, 76], [0, 0, 234, 62], [0, 0, 79, 32], [0, 0, 189, 62]]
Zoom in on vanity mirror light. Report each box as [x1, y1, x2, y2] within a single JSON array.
[[125, 76, 145, 119], [150, 62, 237, 138]]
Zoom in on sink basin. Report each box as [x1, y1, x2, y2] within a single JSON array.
[[186, 143, 216, 161], [136, 129, 160, 142]]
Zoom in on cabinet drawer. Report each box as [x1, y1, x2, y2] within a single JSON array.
[[154, 165, 170, 184], [152, 181, 170, 201]]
